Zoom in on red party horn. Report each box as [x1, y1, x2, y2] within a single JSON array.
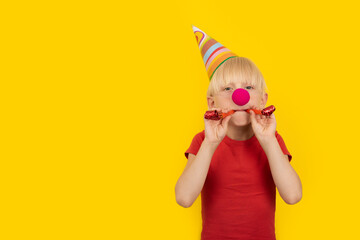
[[204, 105, 276, 120], [204, 110, 235, 120], [245, 105, 276, 116]]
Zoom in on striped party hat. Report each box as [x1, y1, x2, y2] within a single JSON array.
[[192, 25, 238, 81]]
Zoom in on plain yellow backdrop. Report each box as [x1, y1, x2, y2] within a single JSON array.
[[1, 0, 359, 239]]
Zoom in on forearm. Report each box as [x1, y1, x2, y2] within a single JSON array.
[[175, 139, 218, 207], [259, 136, 302, 204]]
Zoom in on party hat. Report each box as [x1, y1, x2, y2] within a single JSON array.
[[192, 25, 238, 81]]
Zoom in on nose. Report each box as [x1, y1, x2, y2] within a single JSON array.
[[232, 88, 250, 106]]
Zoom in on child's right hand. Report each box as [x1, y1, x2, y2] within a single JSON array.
[[204, 108, 232, 145]]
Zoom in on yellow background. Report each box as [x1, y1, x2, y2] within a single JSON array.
[[1, 0, 359, 239]]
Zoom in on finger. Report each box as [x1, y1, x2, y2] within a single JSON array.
[[249, 110, 256, 123], [257, 114, 262, 123], [250, 111, 260, 125], [222, 115, 231, 127]]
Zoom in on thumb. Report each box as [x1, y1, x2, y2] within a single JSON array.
[[222, 115, 232, 128], [269, 112, 275, 120], [249, 110, 256, 122]]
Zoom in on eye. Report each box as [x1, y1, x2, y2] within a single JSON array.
[[245, 86, 254, 90], [224, 87, 232, 91]]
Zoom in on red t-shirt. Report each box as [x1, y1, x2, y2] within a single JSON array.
[[185, 130, 292, 240]]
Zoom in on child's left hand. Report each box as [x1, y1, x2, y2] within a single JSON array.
[[249, 107, 277, 141]]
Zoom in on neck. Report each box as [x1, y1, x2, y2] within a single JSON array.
[[226, 123, 254, 141]]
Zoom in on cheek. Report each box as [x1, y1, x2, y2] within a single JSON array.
[[250, 94, 261, 104], [247, 100, 260, 109]]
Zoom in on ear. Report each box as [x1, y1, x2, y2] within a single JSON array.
[[261, 92, 268, 108], [207, 96, 216, 110]]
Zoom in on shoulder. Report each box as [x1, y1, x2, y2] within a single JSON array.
[[275, 131, 283, 140], [192, 129, 205, 143], [274, 131, 287, 147], [274, 131, 286, 144], [185, 130, 206, 159], [274, 131, 292, 161], [196, 130, 205, 139]]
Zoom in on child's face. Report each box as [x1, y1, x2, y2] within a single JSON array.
[[207, 80, 268, 126]]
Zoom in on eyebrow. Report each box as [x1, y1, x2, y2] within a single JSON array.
[[225, 82, 254, 86]]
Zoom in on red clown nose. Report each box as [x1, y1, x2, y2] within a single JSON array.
[[232, 88, 250, 106]]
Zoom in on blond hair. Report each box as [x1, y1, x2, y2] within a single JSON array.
[[206, 57, 268, 97]]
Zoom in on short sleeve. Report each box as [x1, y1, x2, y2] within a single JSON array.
[[275, 131, 292, 162], [184, 131, 205, 160]]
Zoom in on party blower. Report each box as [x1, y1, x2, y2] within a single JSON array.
[[204, 105, 276, 121]]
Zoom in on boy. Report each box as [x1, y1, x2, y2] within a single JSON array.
[[175, 26, 302, 240]]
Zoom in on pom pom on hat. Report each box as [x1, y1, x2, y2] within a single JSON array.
[[192, 25, 238, 81]]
